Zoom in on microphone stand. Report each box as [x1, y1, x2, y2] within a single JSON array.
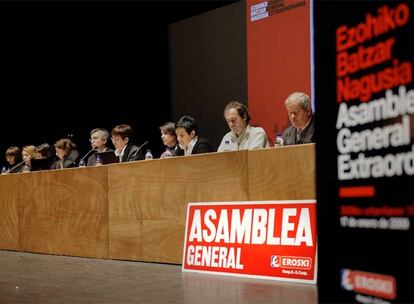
[[9, 161, 26, 173], [130, 141, 149, 161], [7, 143, 50, 173], [78, 148, 97, 166]]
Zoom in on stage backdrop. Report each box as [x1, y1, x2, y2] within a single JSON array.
[[246, 0, 311, 144], [314, 1, 414, 303], [169, 2, 247, 150]]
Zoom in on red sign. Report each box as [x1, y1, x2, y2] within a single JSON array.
[[341, 269, 397, 300], [182, 200, 317, 284]]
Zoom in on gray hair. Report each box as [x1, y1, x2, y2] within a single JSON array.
[[284, 92, 311, 111], [90, 128, 110, 141]]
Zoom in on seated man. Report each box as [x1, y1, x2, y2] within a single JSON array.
[[217, 101, 269, 152], [175, 115, 212, 155], [282, 92, 315, 145], [86, 128, 113, 166], [111, 124, 142, 162]]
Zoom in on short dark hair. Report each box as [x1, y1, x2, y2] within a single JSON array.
[[224, 101, 251, 124], [111, 124, 133, 140], [159, 122, 176, 136], [176, 116, 197, 135]]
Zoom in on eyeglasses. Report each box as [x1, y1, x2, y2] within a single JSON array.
[[89, 136, 100, 142]]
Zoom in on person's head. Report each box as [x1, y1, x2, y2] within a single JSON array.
[[22, 145, 37, 164], [111, 124, 133, 152], [90, 128, 110, 152], [284, 92, 312, 129], [175, 116, 197, 149], [5, 146, 21, 166], [54, 139, 77, 160], [223, 101, 250, 136], [35, 143, 52, 159], [159, 122, 177, 147]]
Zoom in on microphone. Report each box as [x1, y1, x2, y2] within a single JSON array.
[[35, 143, 49, 151], [9, 160, 26, 173], [130, 141, 149, 161], [78, 148, 96, 166], [8, 143, 49, 173]]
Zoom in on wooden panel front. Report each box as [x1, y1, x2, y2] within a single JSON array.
[[19, 167, 109, 258], [109, 151, 249, 264], [248, 144, 316, 200], [0, 174, 19, 250]]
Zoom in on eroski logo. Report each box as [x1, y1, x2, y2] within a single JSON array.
[[340, 268, 396, 300], [270, 255, 280, 268]]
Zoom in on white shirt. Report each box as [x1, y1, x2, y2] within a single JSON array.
[[115, 145, 127, 162], [185, 136, 198, 156], [217, 125, 269, 152]]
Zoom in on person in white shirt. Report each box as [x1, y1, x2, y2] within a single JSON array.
[[281, 92, 315, 145], [217, 101, 269, 152]]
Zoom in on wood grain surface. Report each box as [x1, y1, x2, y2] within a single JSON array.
[[0, 174, 19, 250], [19, 167, 109, 258], [108, 151, 248, 263], [248, 144, 316, 200], [0, 146, 316, 263]]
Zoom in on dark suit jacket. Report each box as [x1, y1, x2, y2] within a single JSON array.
[[121, 144, 141, 162], [192, 137, 213, 155], [282, 116, 315, 146], [174, 137, 212, 156]]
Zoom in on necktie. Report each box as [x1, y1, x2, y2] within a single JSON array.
[[296, 130, 302, 143]]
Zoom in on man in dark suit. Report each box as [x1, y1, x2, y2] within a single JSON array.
[[175, 115, 212, 155], [111, 124, 143, 162], [87, 128, 114, 166], [282, 92, 315, 145]]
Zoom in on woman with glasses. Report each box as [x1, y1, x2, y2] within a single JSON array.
[[86, 128, 113, 166]]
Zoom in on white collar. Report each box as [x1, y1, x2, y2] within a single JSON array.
[[185, 136, 198, 155]]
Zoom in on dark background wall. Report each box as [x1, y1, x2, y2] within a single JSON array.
[[0, 1, 238, 165], [169, 1, 246, 150]]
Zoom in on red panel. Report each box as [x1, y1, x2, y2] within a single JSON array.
[[247, 0, 311, 142]]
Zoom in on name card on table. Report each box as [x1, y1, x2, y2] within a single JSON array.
[[182, 200, 317, 284]]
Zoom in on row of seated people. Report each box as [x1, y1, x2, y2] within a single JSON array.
[[3, 93, 314, 173]]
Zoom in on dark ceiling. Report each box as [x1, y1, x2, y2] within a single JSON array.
[[0, 1, 239, 160]]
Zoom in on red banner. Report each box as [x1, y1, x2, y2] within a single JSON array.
[[247, 0, 311, 141], [182, 200, 317, 284]]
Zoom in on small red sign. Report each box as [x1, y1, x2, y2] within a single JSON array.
[[341, 269, 397, 300], [182, 200, 317, 284]]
